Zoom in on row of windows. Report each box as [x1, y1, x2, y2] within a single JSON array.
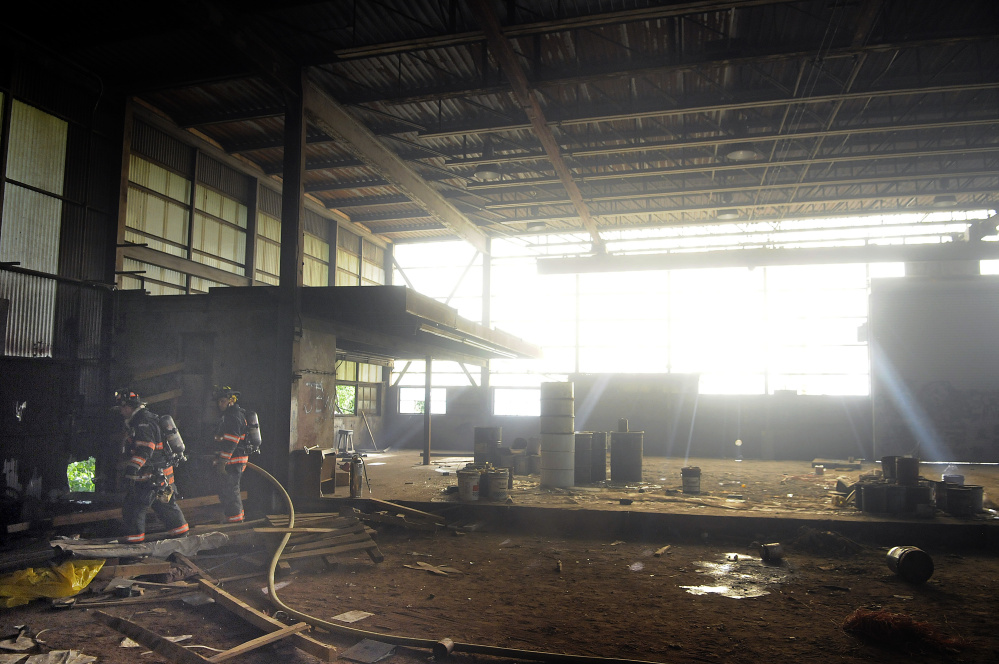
[[122, 147, 386, 293]]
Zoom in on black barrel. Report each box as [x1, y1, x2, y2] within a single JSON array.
[[886, 546, 934, 583], [474, 426, 501, 466], [881, 455, 899, 482], [574, 432, 593, 485], [590, 432, 608, 482], [895, 457, 920, 486], [610, 431, 643, 483]]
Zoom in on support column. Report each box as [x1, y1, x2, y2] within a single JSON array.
[[276, 70, 307, 487], [423, 355, 432, 465], [481, 238, 491, 389]]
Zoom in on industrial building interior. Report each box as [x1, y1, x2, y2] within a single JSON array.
[[1, 0, 998, 662]]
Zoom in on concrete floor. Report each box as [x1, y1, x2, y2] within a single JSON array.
[[334, 450, 999, 520]]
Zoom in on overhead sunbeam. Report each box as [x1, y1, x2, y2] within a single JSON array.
[[684, 393, 701, 465], [871, 343, 944, 459], [575, 374, 611, 429]]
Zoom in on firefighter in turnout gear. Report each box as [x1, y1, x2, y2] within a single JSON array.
[[114, 390, 189, 542], [212, 386, 249, 523]]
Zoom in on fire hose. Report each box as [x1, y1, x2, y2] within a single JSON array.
[[245, 462, 665, 664]]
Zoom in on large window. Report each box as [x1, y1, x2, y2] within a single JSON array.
[[0, 98, 68, 356], [335, 360, 382, 415], [392, 211, 994, 399]]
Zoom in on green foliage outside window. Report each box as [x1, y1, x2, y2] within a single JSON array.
[[67, 457, 96, 492], [336, 384, 356, 415]]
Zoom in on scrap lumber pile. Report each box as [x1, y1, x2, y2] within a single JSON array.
[[259, 512, 384, 564]]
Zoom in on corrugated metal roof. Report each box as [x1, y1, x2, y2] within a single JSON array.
[[12, 0, 996, 248]]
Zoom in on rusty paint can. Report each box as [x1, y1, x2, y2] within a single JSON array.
[[681, 466, 701, 494], [886, 546, 934, 583], [758, 542, 784, 563]]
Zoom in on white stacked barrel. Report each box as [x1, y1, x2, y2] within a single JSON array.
[[540, 381, 575, 488]]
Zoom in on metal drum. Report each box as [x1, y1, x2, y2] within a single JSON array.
[[574, 432, 593, 485], [541, 433, 575, 488], [609, 431, 643, 483], [474, 427, 501, 466], [590, 431, 608, 482]]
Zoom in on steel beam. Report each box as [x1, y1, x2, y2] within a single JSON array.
[[470, 0, 605, 253], [537, 241, 999, 274], [303, 81, 489, 254]]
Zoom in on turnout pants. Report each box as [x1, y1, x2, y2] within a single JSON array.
[[217, 463, 246, 523], [122, 482, 189, 543]]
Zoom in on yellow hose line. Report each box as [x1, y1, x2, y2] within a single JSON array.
[[246, 463, 664, 664]]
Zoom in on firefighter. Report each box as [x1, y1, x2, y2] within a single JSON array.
[[212, 386, 249, 523], [114, 390, 189, 542]]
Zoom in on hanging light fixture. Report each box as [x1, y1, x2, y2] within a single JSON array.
[[473, 137, 501, 181], [717, 208, 740, 220], [932, 194, 957, 207]]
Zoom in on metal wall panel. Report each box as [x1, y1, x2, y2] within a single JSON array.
[[1, 184, 62, 272], [6, 100, 67, 195], [132, 121, 193, 174], [0, 272, 55, 357], [198, 153, 252, 202]]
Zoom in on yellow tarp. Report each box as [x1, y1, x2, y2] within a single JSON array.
[[0, 559, 104, 608]]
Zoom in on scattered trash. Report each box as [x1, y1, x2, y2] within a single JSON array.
[[555, 560, 562, 573], [180, 593, 215, 606], [0, 560, 105, 608], [790, 527, 863, 556], [628, 562, 644, 572], [842, 608, 962, 650], [340, 638, 395, 664], [260, 581, 292, 595], [332, 610, 374, 624], [0, 628, 35, 652], [886, 546, 934, 583], [619, 498, 633, 505], [120, 635, 191, 648], [653, 545, 671, 557]]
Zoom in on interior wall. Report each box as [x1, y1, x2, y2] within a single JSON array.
[[871, 275, 999, 461], [383, 381, 873, 463]]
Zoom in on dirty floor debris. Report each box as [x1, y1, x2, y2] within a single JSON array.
[[2, 525, 997, 663]]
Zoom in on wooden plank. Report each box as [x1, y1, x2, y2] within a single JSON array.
[[364, 498, 445, 525], [76, 591, 202, 608], [196, 580, 337, 662], [253, 527, 346, 534], [48, 492, 247, 528], [132, 362, 186, 381], [93, 561, 175, 581], [207, 622, 310, 662], [92, 610, 209, 664], [144, 388, 184, 406], [279, 540, 381, 562], [173, 553, 220, 585]]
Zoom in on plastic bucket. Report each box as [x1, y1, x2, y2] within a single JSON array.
[[886, 546, 934, 583], [457, 469, 479, 502], [488, 468, 510, 501], [681, 466, 701, 494]]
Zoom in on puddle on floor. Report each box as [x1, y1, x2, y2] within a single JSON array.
[[680, 552, 791, 599]]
